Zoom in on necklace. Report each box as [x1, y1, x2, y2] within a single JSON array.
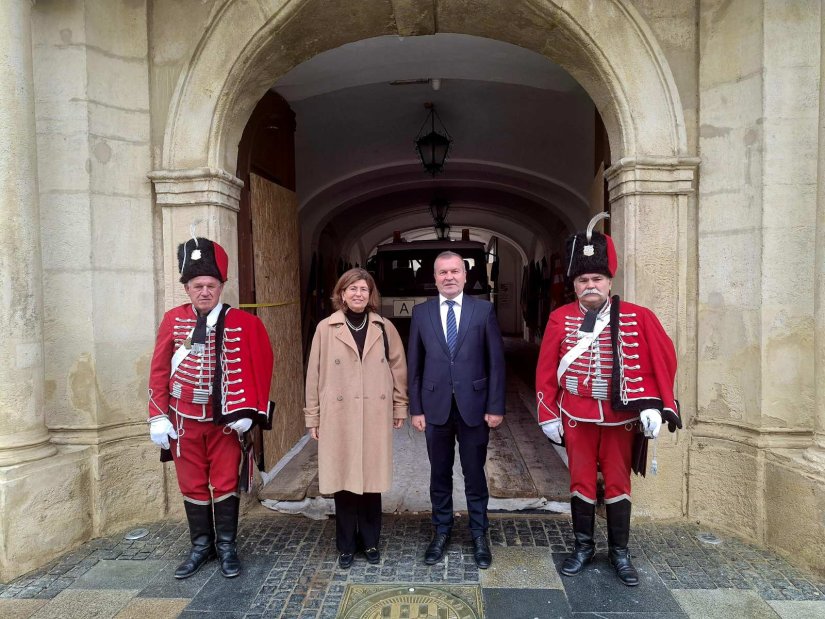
[[345, 313, 368, 331]]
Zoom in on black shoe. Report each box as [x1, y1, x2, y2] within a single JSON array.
[[364, 547, 381, 564], [213, 496, 241, 578], [561, 496, 596, 576], [424, 532, 450, 565], [175, 502, 216, 579], [338, 552, 354, 569], [472, 535, 492, 569]]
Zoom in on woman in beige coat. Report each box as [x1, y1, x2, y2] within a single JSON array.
[[304, 268, 408, 569]]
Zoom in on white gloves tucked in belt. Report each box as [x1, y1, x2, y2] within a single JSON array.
[[149, 417, 177, 449], [228, 418, 253, 434], [640, 409, 662, 438], [541, 419, 564, 444]]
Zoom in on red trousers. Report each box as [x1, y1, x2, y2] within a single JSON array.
[[170, 416, 241, 503], [564, 417, 636, 504]]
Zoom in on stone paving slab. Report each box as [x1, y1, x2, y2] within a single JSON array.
[[552, 553, 686, 615], [112, 597, 190, 619], [672, 588, 781, 618], [136, 560, 218, 599], [29, 589, 137, 619], [0, 598, 47, 619], [70, 560, 166, 591], [767, 599, 825, 618], [483, 588, 571, 618], [481, 547, 564, 589]]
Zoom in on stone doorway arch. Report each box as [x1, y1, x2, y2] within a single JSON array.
[[150, 0, 698, 517]]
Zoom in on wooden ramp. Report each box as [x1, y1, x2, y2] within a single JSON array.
[[258, 439, 320, 501]]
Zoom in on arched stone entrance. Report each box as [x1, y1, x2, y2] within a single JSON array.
[[150, 0, 698, 517]]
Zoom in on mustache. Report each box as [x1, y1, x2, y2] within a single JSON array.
[[577, 288, 605, 298]]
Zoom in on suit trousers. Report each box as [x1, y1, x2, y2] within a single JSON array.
[[333, 490, 382, 554], [425, 399, 490, 537]]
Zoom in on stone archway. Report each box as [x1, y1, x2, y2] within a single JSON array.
[[151, 0, 698, 517]]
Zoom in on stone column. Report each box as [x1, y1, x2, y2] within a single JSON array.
[[807, 12, 825, 464], [0, 0, 55, 466], [148, 168, 243, 310], [605, 156, 699, 518]]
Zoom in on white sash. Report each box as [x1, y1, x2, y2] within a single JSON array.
[[170, 303, 225, 377], [556, 312, 610, 383], [170, 327, 194, 377]]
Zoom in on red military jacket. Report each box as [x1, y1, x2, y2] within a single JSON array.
[[536, 297, 681, 430], [148, 303, 274, 428]]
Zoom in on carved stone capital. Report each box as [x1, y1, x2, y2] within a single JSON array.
[[605, 156, 700, 202], [148, 168, 243, 212]]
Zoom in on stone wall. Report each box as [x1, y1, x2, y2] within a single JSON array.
[[695, 0, 824, 574], [0, 0, 162, 582]]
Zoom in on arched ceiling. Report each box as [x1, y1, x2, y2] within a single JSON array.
[[272, 34, 597, 264]]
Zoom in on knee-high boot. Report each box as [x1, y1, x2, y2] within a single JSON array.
[[175, 502, 216, 579], [606, 499, 639, 586], [561, 496, 596, 576], [214, 495, 241, 578]]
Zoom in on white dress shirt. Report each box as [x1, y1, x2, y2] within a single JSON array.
[[438, 292, 463, 339]]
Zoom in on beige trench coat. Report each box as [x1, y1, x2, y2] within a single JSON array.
[[304, 311, 409, 494]]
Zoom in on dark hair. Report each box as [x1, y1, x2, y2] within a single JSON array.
[[332, 268, 380, 313]]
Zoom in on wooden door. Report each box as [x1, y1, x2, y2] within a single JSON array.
[[250, 173, 305, 470]]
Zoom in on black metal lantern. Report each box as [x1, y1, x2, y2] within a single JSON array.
[[429, 196, 451, 240], [415, 103, 452, 176]]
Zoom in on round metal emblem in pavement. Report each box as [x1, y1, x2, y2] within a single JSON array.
[[340, 585, 480, 619]]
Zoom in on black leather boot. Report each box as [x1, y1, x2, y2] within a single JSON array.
[[561, 496, 596, 576], [606, 499, 639, 586], [214, 495, 242, 578], [174, 502, 216, 579]]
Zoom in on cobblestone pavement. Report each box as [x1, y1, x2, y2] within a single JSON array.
[[1, 513, 824, 618]]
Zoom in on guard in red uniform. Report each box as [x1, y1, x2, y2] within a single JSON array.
[[148, 236, 274, 579], [535, 213, 681, 586]]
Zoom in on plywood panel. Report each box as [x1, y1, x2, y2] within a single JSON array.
[[250, 173, 305, 471]]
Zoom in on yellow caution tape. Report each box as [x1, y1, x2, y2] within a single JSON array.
[[238, 300, 298, 309]]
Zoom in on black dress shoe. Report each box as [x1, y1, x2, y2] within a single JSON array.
[[364, 547, 380, 564], [338, 553, 354, 569], [424, 532, 450, 565], [472, 535, 492, 569]]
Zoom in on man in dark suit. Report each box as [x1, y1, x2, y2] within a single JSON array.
[[407, 251, 506, 568]]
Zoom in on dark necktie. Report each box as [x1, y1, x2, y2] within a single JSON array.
[[446, 300, 458, 356], [191, 313, 208, 354], [580, 309, 599, 333]]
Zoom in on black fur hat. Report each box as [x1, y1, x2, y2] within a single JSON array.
[[565, 213, 617, 281], [177, 237, 228, 283]]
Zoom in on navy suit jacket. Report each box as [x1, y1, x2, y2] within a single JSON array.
[[407, 295, 506, 426]]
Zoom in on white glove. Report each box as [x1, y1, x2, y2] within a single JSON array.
[[149, 417, 177, 449], [640, 409, 662, 439], [541, 419, 564, 444], [228, 418, 253, 434]]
